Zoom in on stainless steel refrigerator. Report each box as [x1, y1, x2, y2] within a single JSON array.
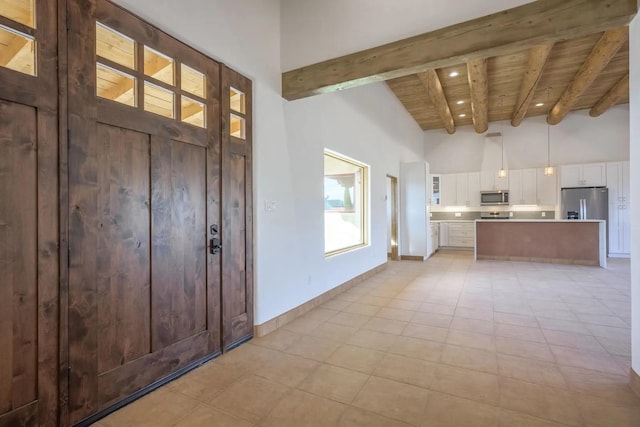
[[561, 187, 608, 252], [561, 187, 608, 221]]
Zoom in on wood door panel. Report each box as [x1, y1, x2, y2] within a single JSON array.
[[0, 13, 59, 418], [221, 66, 253, 350], [0, 101, 38, 414], [151, 138, 207, 350], [97, 100, 209, 148], [224, 153, 247, 319], [0, 401, 37, 427], [97, 330, 210, 409], [96, 124, 151, 374]]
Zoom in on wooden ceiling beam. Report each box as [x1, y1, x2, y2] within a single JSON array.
[[282, 0, 637, 101], [418, 70, 455, 135], [467, 58, 488, 133], [511, 43, 554, 127], [589, 72, 629, 117], [547, 27, 628, 125]]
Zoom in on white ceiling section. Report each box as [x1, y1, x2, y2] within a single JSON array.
[[280, 0, 533, 71]]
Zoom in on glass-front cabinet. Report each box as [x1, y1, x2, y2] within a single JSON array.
[[431, 174, 441, 206]]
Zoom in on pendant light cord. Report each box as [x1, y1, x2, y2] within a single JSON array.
[[546, 87, 551, 168], [500, 95, 505, 170]]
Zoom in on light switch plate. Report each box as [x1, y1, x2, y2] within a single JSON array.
[[541, 212, 546, 217], [264, 200, 277, 212], [454, 212, 461, 217]]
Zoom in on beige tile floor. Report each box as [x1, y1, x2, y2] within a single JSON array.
[[94, 251, 640, 427]]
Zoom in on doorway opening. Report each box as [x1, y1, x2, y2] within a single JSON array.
[[386, 175, 399, 260]]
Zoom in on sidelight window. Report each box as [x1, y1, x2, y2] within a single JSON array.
[[324, 150, 369, 255], [95, 22, 207, 128], [0, 0, 36, 76], [229, 87, 246, 139]]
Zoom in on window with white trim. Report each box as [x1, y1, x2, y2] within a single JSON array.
[[324, 150, 368, 255]]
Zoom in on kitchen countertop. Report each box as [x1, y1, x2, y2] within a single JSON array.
[[430, 220, 476, 222], [474, 219, 605, 223]]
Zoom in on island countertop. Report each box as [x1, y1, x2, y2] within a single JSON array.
[[475, 219, 606, 267], [475, 219, 605, 223]]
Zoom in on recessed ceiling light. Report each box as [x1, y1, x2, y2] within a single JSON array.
[[457, 100, 464, 105], [459, 113, 466, 118], [536, 102, 544, 107], [449, 71, 459, 77]]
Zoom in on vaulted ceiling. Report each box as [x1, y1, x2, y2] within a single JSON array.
[[281, 0, 635, 134]]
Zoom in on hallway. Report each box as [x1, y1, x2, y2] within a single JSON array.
[[94, 252, 640, 426]]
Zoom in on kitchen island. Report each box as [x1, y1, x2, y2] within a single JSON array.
[[475, 220, 606, 267]]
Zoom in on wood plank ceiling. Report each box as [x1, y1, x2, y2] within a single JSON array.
[[387, 30, 629, 132], [282, 0, 635, 134]]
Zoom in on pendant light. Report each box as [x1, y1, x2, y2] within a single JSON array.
[[498, 95, 507, 179], [543, 87, 554, 176]]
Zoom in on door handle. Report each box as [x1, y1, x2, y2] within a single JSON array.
[[210, 238, 222, 255]]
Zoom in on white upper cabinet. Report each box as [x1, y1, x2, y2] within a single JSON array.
[[560, 163, 606, 187], [440, 174, 457, 207], [606, 161, 629, 204], [439, 172, 481, 207], [467, 172, 481, 207], [509, 168, 537, 205], [455, 173, 469, 206], [536, 168, 557, 206], [430, 174, 441, 206], [480, 170, 509, 191]]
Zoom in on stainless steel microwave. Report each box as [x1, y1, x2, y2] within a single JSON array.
[[480, 191, 509, 205]]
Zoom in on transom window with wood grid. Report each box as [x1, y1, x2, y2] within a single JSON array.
[[95, 22, 207, 128], [0, 0, 37, 76]]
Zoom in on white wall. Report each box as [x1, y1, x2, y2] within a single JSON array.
[[425, 106, 630, 174], [111, 0, 425, 325], [277, 84, 424, 323], [280, 0, 531, 71], [630, 15, 640, 378]]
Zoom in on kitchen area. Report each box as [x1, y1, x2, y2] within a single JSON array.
[[427, 152, 630, 265]]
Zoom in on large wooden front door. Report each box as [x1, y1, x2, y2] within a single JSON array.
[[0, 1, 59, 426], [67, 0, 227, 423]]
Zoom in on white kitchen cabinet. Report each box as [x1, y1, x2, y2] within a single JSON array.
[[430, 174, 441, 206], [446, 222, 475, 248], [439, 222, 449, 247], [467, 172, 481, 207], [560, 163, 606, 187], [455, 173, 468, 206], [607, 161, 630, 256], [400, 161, 430, 259], [430, 222, 439, 255], [480, 170, 509, 191], [440, 174, 457, 207], [536, 168, 557, 206], [509, 168, 537, 205], [440, 173, 480, 207], [438, 221, 474, 248]]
